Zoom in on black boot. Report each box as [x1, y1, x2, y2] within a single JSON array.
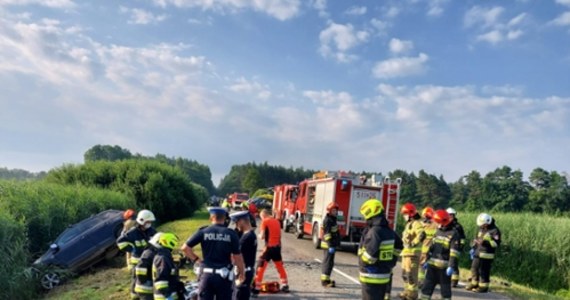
[[452, 280, 459, 288]]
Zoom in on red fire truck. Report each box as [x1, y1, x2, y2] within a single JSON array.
[[273, 171, 401, 250], [228, 192, 249, 209]]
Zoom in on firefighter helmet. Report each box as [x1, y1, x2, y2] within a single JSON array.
[[136, 209, 156, 225], [433, 209, 451, 226], [149, 232, 163, 248], [476, 213, 492, 226], [158, 233, 179, 250], [400, 203, 417, 217], [360, 199, 384, 220], [446, 207, 457, 215], [326, 202, 339, 213], [421, 207, 434, 219], [123, 209, 135, 220]]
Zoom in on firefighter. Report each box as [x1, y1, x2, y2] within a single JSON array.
[[446, 207, 466, 288], [466, 213, 501, 293], [419, 209, 461, 300], [357, 198, 403, 300], [399, 203, 424, 300], [418, 207, 438, 286], [134, 232, 163, 299], [117, 209, 157, 300], [385, 231, 404, 300], [152, 233, 181, 300], [253, 209, 289, 296], [320, 202, 341, 288], [122, 209, 138, 266], [230, 210, 258, 300], [222, 198, 231, 210], [182, 207, 245, 300]]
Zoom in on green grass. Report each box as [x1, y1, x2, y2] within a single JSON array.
[[43, 210, 210, 300]]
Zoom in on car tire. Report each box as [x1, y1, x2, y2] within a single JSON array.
[[312, 224, 321, 249], [295, 216, 304, 239], [40, 270, 62, 290]]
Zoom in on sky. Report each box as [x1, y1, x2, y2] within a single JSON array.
[[0, 0, 569, 186]]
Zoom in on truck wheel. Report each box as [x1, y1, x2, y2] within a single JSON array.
[[312, 224, 321, 249], [295, 218, 304, 239]]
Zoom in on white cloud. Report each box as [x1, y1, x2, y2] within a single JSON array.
[[426, 0, 449, 17], [228, 77, 272, 100], [508, 13, 527, 27], [507, 30, 523, 40], [389, 38, 414, 54], [0, 0, 74, 8], [345, 6, 367, 16], [370, 18, 390, 35], [120, 7, 167, 25], [152, 0, 301, 21], [319, 22, 369, 63], [464, 6, 504, 29], [556, 0, 570, 6], [551, 11, 570, 26], [372, 53, 429, 79], [477, 30, 503, 44]]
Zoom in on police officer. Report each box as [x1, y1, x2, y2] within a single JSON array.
[[399, 203, 424, 300], [152, 233, 182, 300], [446, 207, 466, 288], [182, 207, 245, 300], [117, 209, 157, 300], [466, 213, 501, 293], [357, 199, 403, 300], [134, 232, 163, 300], [419, 209, 461, 300], [320, 202, 340, 288], [418, 207, 438, 286], [230, 211, 258, 300]]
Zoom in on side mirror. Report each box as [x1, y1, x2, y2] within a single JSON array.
[[50, 243, 59, 252]]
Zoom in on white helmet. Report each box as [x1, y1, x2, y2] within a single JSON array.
[[149, 232, 163, 248], [137, 209, 156, 225], [476, 213, 492, 226], [446, 207, 457, 215]]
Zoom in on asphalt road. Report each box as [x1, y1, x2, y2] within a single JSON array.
[[252, 225, 509, 300]]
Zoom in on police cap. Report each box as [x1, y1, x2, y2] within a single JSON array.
[[207, 206, 227, 216], [229, 211, 249, 222]]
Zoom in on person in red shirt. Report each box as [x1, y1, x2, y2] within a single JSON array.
[[252, 209, 289, 297]]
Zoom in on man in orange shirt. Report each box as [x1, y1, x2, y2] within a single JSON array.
[[252, 209, 289, 297]]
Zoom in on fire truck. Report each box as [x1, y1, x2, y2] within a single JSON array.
[[228, 192, 249, 209], [273, 171, 401, 250]]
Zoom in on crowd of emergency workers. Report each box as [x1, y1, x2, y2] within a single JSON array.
[[116, 197, 501, 300]]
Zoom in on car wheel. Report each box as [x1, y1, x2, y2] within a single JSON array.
[[312, 224, 321, 249], [40, 271, 61, 290]]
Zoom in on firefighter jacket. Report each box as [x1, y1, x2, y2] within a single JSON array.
[[472, 223, 501, 260], [134, 245, 159, 295], [450, 218, 466, 250], [402, 215, 425, 256], [116, 226, 157, 266], [320, 214, 340, 249], [152, 247, 179, 300], [420, 219, 438, 256], [358, 216, 403, 285], [426, 225, 461, 269]]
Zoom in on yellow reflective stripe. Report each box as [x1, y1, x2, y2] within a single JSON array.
[[451, 274, 459, 280], [320, 241, 329, 249], [321, 274, 330, 280], [379, 241, 394, 261], [331, 226, 338, 232], [489, 240, 498, 248], [117, 242, 133, 250], [134, 240, 148, 247], [450, 249, 460, 257], [393, 249, 402, 257], [402, 247, 421, 255], [428, 258, 449, 268], [421, 245, 430, 254], [433, 236, 450, 248], [154, 280, 169, 289], [129, 257, 140, 265], [134, 284, 153, 293], [361, 250, 378, 264], [479, 282, 490, 288], [324, 233, 332, 241], [359, 272, 391, 284], [135, 267, 148, 275], [479, 252, 495, 259], [154, 295, 167, 300]]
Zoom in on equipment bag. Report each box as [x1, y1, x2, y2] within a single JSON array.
[[260, 281, 280, 293]]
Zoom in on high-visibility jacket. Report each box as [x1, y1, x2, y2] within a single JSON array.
[[473, 224, 501, 260], [426, 226, 461, 269], [420, 219, 438, 255], [450, 218, 466, 250], [320, 214, 340, 249], [260, 217, 281, 247], [116, 226, 157, 266], [152, 248, 179, 300], [358, 216, 403, 285], [402, 217, 424, 256], [134, 245, 159, 295]]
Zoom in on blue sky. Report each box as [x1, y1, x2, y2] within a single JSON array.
[[1, 0, 569, 185]]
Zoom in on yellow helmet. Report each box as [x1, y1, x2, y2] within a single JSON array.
[[360, 199, 384, 220], [158, 233, 179, 250]]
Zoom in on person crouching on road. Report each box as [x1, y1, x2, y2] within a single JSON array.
[[399, 203, 425, 300], [152, 233, 182, 300], [446, 207, 466, 288], [419, 209, 461, 300], [181, 207, 245, 300], [252, 209, 289, 297], [358, 199, 403, 300], [230, 211, 258, 300], [418, 207, 438, 286], [320, 202, 341, 288], [117, 209, 157, 300], [466, 213, 501, 293], [134, 232, 163, 300]]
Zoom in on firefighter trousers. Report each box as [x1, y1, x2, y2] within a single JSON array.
[[470, 257, 493, 288], [385, 273, 393, 300], [361, 282, 388, 300], [321, 249, 335, 282], [420, 265, 451, 300], [401, 254, 420, 294]]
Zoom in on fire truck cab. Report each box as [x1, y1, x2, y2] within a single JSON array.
[[229, 192, 249, 209], [272, 184, 299, 231], [282, 171, 401, 250]]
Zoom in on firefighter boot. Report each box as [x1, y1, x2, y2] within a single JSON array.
[[475, 285, 489, 293], [321, 280, 336, 288], [281, 284, 290, 293], [399, 290, 418, 300], [465, 283, 478, 291], [452, 279, 459, 288]]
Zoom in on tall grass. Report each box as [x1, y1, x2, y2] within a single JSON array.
[[456, 212, 570, 294]]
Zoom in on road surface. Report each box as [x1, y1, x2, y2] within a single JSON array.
[[251, 225, 509, 300]]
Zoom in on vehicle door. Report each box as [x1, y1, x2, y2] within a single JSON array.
[[52, 221, 98, 272]]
